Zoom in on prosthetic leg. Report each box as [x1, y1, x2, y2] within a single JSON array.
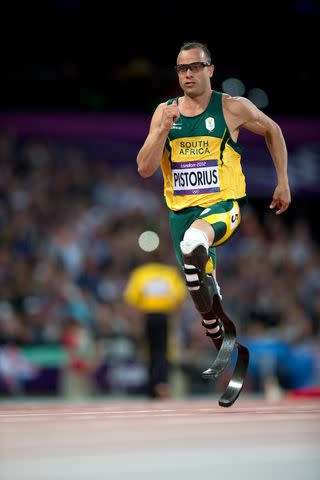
[[202, 293, 250, 407], [180, 235, 249, 407]]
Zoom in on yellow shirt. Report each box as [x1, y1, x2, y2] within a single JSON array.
[[124, 262, 186, 313]]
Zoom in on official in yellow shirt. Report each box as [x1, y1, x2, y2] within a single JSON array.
[[124, 260, 186, 398]]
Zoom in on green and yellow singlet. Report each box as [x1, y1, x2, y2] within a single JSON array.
[[161, 90, 247, 211]]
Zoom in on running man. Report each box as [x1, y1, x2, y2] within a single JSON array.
[[136, 41, 291, 384]]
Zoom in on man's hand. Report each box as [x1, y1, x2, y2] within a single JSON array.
[[160, 101, 180, 131], [269, 183, 291, 215]]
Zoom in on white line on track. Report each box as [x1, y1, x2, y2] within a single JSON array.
[[1, 412, 319, 423], [1, 400, 319, 419]]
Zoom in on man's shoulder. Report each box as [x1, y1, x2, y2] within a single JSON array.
[[222, 94, 253, 116]]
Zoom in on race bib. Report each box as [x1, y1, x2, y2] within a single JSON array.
[[172, 160, 220, 196]]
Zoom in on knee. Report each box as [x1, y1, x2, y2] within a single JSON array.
[[180, 227, 209, 254]]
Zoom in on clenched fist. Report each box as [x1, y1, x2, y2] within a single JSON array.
[[160, 100, 180, 131]]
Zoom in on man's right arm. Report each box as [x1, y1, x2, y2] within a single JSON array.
[[137, 101, 179, 177]]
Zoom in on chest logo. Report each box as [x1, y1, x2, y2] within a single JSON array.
[[171, 119, 182, 130], [205, 117, 215, 132]]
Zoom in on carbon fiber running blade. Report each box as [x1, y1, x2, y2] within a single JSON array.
[[218, 342, 250, 408], [201, 294, 237, 379], [201, 317, 236, 379]]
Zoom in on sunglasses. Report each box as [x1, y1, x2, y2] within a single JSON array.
[[175, 62, 211, 74]]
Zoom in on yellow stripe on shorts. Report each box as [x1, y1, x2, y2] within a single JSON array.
[[202, 201, 241, 247]]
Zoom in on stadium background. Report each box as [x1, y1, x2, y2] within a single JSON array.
[[0, 0, 319, 399]]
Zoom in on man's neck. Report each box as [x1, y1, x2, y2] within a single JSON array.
[[179, 90, 212, 116]]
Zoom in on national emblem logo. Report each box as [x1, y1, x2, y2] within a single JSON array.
[[205, 117, 215, 132]]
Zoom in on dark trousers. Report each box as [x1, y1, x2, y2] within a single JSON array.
[[145, 312, 169, 397]]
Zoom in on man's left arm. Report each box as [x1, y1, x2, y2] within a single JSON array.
[[235, 98, 291, 215]]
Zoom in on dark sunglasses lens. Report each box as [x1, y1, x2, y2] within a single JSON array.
[[176, 65, 187, 73], [176, 62, 209, 73], [190, 62, 205, 71]]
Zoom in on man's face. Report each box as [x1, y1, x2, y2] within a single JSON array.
[[176, 48, 214, 97]]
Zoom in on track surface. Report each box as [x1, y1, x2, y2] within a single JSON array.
[[1, 396, 319, 480]]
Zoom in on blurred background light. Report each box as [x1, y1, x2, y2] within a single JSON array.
[[138, 231, 160, 252], [248, 88, 269, 108], [222, 78, 246, 97]]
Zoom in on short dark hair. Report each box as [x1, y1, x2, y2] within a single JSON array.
[[179, 41, 212, 64]]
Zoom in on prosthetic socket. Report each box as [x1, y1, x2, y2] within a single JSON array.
[[180, 228, 223, 349]]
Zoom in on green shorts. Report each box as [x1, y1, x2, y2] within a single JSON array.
[[169, 200, 242, 273]]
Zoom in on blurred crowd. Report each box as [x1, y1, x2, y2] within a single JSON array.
[[0, 130, 319, 397]]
